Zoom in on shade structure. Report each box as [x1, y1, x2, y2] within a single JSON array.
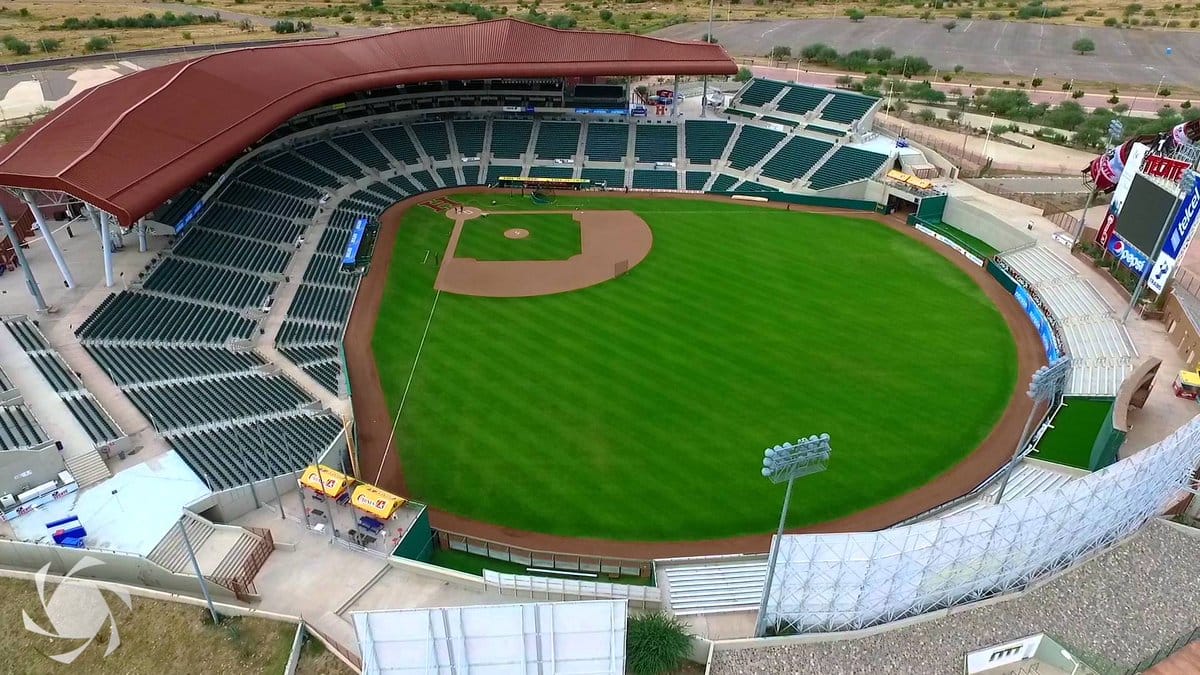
[[298, 464, 351, 498], [352, 483, 406, 520]]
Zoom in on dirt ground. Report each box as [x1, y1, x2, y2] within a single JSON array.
[[345, 188, 1043, 559], [436, 209, 652, 298]]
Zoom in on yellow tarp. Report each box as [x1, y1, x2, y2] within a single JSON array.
[[1178, 370, 1200, 388], [352, 483, 406, 520], [298, 465, 351, 498]]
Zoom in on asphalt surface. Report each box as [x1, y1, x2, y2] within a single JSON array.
[[656, 19, 1200, 88]]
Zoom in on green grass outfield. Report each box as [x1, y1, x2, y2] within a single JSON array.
[[921, 220, 1000, 258], [1034, 397, 1113, 470], [372, 195, 1017, 541], [454, 212, 581, 261]]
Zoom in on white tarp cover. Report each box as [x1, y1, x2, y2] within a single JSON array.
[[352, 599, 627, 675]]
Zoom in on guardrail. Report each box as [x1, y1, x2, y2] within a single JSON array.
[[482, 569, 662, 610]]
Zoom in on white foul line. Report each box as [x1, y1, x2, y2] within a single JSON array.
[[375, 288, 442, 484]]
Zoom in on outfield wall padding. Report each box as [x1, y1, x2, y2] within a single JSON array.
[[393, 505, 434, 562], [707, 191, 877, 211]]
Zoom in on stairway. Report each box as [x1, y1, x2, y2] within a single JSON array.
[[148, 513, 215, 573], [64, 451, 111, 488]]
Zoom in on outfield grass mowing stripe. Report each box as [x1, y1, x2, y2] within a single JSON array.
[[374, 197, 1017, 540]]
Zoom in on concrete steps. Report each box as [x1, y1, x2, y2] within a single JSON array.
[[64, 450, 111, 488], [148, 513, 215, 573]]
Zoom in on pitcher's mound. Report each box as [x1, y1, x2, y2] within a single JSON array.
[[504, 228, 530, 240]]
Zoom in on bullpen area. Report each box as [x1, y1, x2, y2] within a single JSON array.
[[348, 191, 1039, 555]]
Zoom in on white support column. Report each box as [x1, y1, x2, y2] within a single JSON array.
[[137, 217, 148, 252], [0, 202, 48, 312], [671, 74, 679, 117], [21, 190, 74, 288], [85, 204, 113, 288]]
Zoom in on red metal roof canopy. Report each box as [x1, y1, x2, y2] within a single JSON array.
[[0, 19, 734, 225]]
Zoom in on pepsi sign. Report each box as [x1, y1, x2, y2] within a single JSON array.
[[1107, 234, 1150, 276]]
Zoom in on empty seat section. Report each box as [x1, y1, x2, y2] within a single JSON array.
[[634, 124, 678, 163], [462, 165, 481, 185], [143, 258, 273, 309], [807, 125, 844, 138], [264, 152, 341, 189], [126, 374, 312, 431], [808, 147, 888, 190], [4, 317, 49, 351], [584, 123, 628, 162], [157, 186, 206, 228], [276, 321, 341, 346], [174, 229, 289, 274], [738, 79, 786, 107], [192, 203, 304, 246], [776, 85, 829, 115], [371, 183, 405, 203], [528, 166, 573, 179], [684, 121, 734, 164], [534, 121, 580, 160], [820, 92, 877, 124], [331, 132, 391, 172], [710, 174, 738, 192], [453, 120, 486, 156], [303, 361, 340, 395], [389, 175, 419, 196], [372, 126, 421, 165], [486, 165, 518, 184], [490, 121, 533, 159], [437, 167, 459, 188], [412, 122, 451, 160], [303, 253, 359, 289], [410, 170, 436, 191], [581, 168, 625, 187], [632, 170, 677, 190], [685, 171, 711, 190], [64, 395, 121, 445], [169, 414, 342, 490], [84, 345, 265, 386], [295, 140, 364, 180], [76, 294, 255, 344], [28, 353, 79, 393], [0, 405, 47, 450], [726, 126, 785, 170], [760, 136, 833, 182], [237, 165, 321, 199], [734, 180, 778, 192], [285, 286, 354, 324]]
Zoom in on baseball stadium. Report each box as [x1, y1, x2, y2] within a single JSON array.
[[0, 17, 1196, 674]]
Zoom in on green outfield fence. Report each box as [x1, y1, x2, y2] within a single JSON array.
[[392, 504, 434, 562], [707, 191, 877, 212]]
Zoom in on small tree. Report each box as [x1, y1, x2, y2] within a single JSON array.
[[1072, 37, 1096, 54], [1072, 89, 1085, 98], [953, 64, 964, 73], [1108, 95, 1120, 104], [835, 74, 854, 86], [942, 73, 953, 81], [701, 32, 718, 43], [627, 613, 691, 675], [733, 66, 752, 82], [1183, 100, 1193, 109], [1061, 81, 1072, 90], [598, 9, 613, 21], [181, 31, 192, 41], [943, 19, 957, 31], [847, 8, 866, 21], [1031, 77, 1043, 88], [1159, 86, 1171, 96], [947, 109, 963, 123], [341, 13, 355, 22], [917, 108, 937, 123], [84, 36, 113, 52], [769, 45, 792, 60]]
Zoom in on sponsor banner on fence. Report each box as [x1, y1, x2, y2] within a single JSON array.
[[173, 200, 204, 234], [1096, 142, 1149, 248], [1014, 285, 1062, 362], [1107, 232, 1151, 278], [914, 224, 985, 266], [1148, 171, 1200, 294]]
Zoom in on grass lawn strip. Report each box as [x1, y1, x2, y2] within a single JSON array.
[[1033, 397, 1112, 469], [454, 212, 582, 261], [374, 195, 1017, 541]]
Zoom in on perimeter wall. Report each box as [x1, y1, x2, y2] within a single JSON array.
[[943, 196, 1037, 252]]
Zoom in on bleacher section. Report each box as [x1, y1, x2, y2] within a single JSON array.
[[330, 131, 391, 172], [585, 123, 629, 162], [490, 120, 533, 159], [634, 124, 677, 163], [372, 125, 421, 165], [777, 85, 829, 115], [807, 146, 888, 190], [412, 122, 451, 160], [581, 168, 625, 187], [528, 166, 573, 179], [684, 120, 734, 165], [660, 560, 766, 615], [0, 405, 48, 451], [294, 140, 364, 180], [760, 136, 832, 183], [534, 121, 580, 160], [999, 246, 1136, 396], [738, 79, 786, 107], [820, 91, 877, 125], [685, 171, 710, 191], [4, 317, 123, 447], [453, 120, 486, 156], [632, 170, 677, 190], [710, 174, 737, 192], [264, 152, 340, 189], [727, 126, 785, 171]]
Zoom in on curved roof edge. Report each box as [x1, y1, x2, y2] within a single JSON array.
[[0, 19, 735, 225]]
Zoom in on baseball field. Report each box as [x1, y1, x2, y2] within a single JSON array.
[[366, 193, 1019, 542]]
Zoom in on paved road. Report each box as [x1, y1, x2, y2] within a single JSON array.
[[751, 64, 1185, 114], [657, 19, 1199, 88], [971, 175, 1091, 193]]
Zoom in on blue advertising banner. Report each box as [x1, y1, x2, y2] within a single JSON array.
[[1148, 170, 1200, 294], [1014, 285, 1062, 362], [1106, 233, 1150, 278], [341, 217, 368, 266], [174, 200, 204, 234]]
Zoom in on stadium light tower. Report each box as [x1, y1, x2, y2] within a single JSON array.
[[993, 357, 1071, 504], [753, 433, 832, 638]]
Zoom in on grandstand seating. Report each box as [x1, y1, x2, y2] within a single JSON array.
[[85, 345, 266, 387], [453, 120, 486, 156], [820, 91, 877, 125], [295, 140, 364, 180], [776, 85, 829, 115], [412, 122, 451, 160], [727, 126, 786, 171], [490, 120, 533, 159], [124, 375, 312, 432], [634, 124, 677, 163], [0, 404, 48, 451], [581, 168, 625, 187], [528, 166, 573, 179], [632, 170, 677, 190], [330, 132, 390, 172], [684, 120, 734, 164], [437, 167, 458, 188], [371, 125, 421, 164], [238, 165, 323, 200], [264, 152, 341, 189], [534, 121, 581, 160], [735, 181, 778, 192], [157, 183, 210, 226], [462, 165, 481, 185], [807, 147, 888, 190], [143, 258, 275, 310], [411, 170, 436, 191], [660, 560, 766, 615], [585, 123, 629, 162], [77, 294, 256, 344], [170, 414, 342, 490], [685, 171, 710, 191], [738, 79, 786, 107], [173, 228, 290, 274], [760, 136, 833, 183], [710, 174, 737, 191]]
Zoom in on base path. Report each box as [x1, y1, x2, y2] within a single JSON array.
[[436, 210, 653, 298], [346, 188, 1043, 559]]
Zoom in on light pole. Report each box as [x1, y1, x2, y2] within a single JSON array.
[[993, 357, 1072, 504], [982, 112, 997, 159], [1123, 168, 1196, 323], [700, 0, 715, 118], [753, 434, 832, 638]]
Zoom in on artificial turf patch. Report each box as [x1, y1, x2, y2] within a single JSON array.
[[371, 195, 1018, 541], [1033, 397, 1113, 470], [454, 213, 582, 261]]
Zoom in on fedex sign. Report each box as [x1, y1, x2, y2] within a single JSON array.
[[1148, 170, 1200, 294]]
